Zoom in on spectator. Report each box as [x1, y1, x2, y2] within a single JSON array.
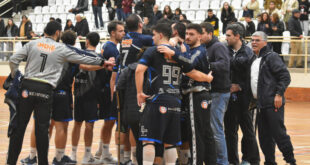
[[270, 13, 284, 58], [69, 0, 89, 14], [50, 17, 56, 22], [115, 0, 124, 21], [142, 16, 152, 35], [250, 31, 296, 165], [288, 9, 303, 68], [299, 0, 310, 36], [74, 14, 90, 49], [204, 9, 220, 37], [200, 22, 231, 165], [173, 8, 182, 21], [282, 0, 299, 25], [4, 18, 19, 58], [134, 0, 144, 17], [221, 2, 237, 34], [143, 0, 155, 18], [163, 5, 173, 20], [106, 0, 116, 21], [242, 0, 260, 18], [0, 17, 5, 60], [12, 0, 21, 17], [264, 0, 282, 10], [92, 0, 105, 30], [31, 0, 36, 9], [179, 14, 187, 21], [266, 1, 282, 19], [257, 12, 272, 35], [245, 14, 256, 37], [64, 19, 75, 31], [122, 0, 133, 20], [152, 4, 163, 24], [181, 19, 192, 26], [18, 15, 33, 46]]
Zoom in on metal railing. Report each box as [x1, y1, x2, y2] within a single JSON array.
[[0, 36, 310, 73]]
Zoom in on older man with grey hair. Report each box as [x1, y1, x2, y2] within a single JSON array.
[[249, 31, 296, 165]]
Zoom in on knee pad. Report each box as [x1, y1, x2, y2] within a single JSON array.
[[164, 146, 177, 165], [143, 143, 155, 165]]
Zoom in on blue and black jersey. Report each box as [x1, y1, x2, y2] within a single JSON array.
[[115, 32, 153, 72], [139, 45, 193, 107], [55, 63, 79, 92]]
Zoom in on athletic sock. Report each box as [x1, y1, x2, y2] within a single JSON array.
[[29, 147, 37, 159], [179, 149, 191, 164], [124, 150, 131, 162], [97, 140, 103, 154], [164, 147, 177, 165], [85, 146, 92, 158], [56, 148, 65, 161], [119, 145, 125, 163], [71, 146, 77, 160], [102, 143, 110, 157], [143, 144, 155, 165], [131, 146, 137, 164]]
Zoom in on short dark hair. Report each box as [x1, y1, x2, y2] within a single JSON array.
[[126, 14, 142, 32], [200, 22, 214, 34], [172, 22, 186, 39], [61, 30, 77, 45], [186, 23, 203, 34], [86, 32, 100, 47], [226, 23, 245, 39], [44, 21, 62, 36], [157, 18, 174, 26], [152, 23, 172, 39], [50, 17, 55, 21], [180, 19, 192, 25], [108, 21, 124, 35], [56, 18, 62, 24], [207, 9, 213, 12]]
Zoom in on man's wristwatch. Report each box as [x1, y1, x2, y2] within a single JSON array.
[[100, 59, 106, 67]]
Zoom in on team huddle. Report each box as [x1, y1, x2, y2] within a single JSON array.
[[5, 13, 296, 165]]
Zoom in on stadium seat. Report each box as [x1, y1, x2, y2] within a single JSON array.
[[36, 23, 44, 33], [102, 12, 109, 22], [42, 6, 49, 13], [282, 31, 291, 55], [187, 10, 196, 20], [199, 1, 209, 10], [232, 0, 242, 9], [67, 13, 75, 22], [28, 14, 36, 23], [49, 5, 57, 13], [48, 0, 56, 6], [238, 10, 243, 19], [57, 6, 65, 13], [196, 11, 206, 22], [51, 14, 59, 19], [170, 1, 179, 10], [160, 1, 170, 11], [34, 6, 42, 14], [43, 14, 51, 23], [190, 1, 199, 10], [210, 1, 220, 10], [60, 13, 67, 22], [180, 1, 190, 10], [35, 15, 43, 23], [56, 0, 63, 5]]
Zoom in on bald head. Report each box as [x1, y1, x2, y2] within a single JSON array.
[[153, 5, 159, 13], [76, 15, 82, 22]]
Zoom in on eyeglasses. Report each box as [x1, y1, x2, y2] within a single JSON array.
[[251, 39, 262, 43]]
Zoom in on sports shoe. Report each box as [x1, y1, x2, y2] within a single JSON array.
[[122, 160, 132, 165], [94, 150, 102, 160], [20, 156, 37, 165], [240, 161, 251, 165], [100, 153, 117, 164], [82, 155, 101, 164], [62, 155, 77, 164]]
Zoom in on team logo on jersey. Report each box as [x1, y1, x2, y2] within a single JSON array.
[[22, 90, 29, 98], [201, 100, 209, 110], [159, 106, 167, 114], [121, 39, 133, 47]]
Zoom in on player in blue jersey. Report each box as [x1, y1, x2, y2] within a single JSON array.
[[135, 23, 213, 165], [94, 21, 125, 164]]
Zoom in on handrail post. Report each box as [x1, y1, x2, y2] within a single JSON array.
[[305, 37, 308, 74]]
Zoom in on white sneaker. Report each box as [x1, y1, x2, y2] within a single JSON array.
[[100, 153, 117, 164], [70, 154, 76, 162], [82, 155, 101, 164], [94, 150, 101, 160]]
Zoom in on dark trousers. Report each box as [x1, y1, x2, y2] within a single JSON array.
[[116, 8, 124, 21], [224, 93, 260, 164], [189, 91, 216, 164], [272, 42, 284, 62], [92, 5, 104, 28], [12, 0, 21, 13], [7, 79, 53, 165], [258, 106, 296, 165], [127, 119, 143, 165], [80, 42, 86, 50]]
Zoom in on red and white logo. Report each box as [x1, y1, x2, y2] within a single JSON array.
[[159, 106, 167, 114], [22, 90, 29, 98], [201, 100, 209, 110]]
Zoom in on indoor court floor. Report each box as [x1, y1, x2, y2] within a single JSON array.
[[0, 89, 309, 164]]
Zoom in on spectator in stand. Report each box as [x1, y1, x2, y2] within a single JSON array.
[[134, 0, 144, 17], [106, 0, 116, 21], [122, 0, 133, 20], [257, 12, 272, 35], [143, 0, 155, 18], [69, 0, 89, 14], [142, 16, 152, 35], [221, 2, 237, 34], [115, 0, 124, 21], [0, 17, 5, 60], [12, 0, 21, 17], [74, 14, 90, 49], [245, 13, 256, 37], [204, 9, 220, 36], [163, 5, 174, 20], [264, 0, 282, 10], [19, 15, 33, 46], [50, 17, 56, 22], [266, 1, 282, 19], [152, 4, 163, 24], [270, 13, 285, 59], [92, 0, 105, 30], [173, 8, 182, 21], [242, 0, 260, 19], [181, 19, 192, 26], [179, 14, 187, 21], [288, 9, 303, 68], [299, 0, 310, 36], [4, 18, 19, 58], [31, 0, 36, 9], [64, 19, 75, 31], [282, 0, 299, 26]]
